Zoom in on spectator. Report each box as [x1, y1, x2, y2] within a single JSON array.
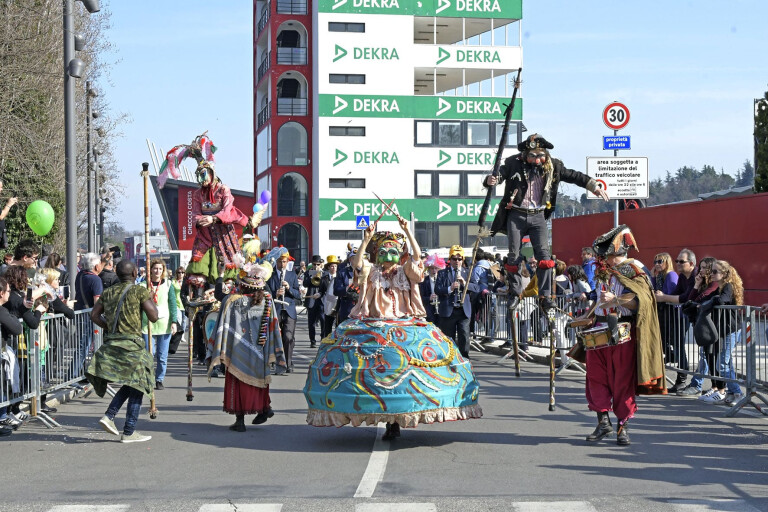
[[135, 267, 146, 284], [320, 255, 339, 339], [333, 245, 359, 324], [470, 252, 493, 336], [8, 239, 39, 278], [656, 248, 698, 394], [141, 259, 178, 390], [73, 253, 103, 375], [168, 267, 186, 355], [581, 246, 597, 291], [99, 255, 119, 290], [0, 276, 24, 435], [0, 179, 18, 250], [303, 255, 324, 348], [650, 252, 680, 389], [180, 270, 214, 365], [554, 259, 570, 297], [1, 265, 46, 426], [39, 267, 75, 413], [675, 256, 717, 396], [44, 253, 69, 298], [0, 252, 13, 274], [566, 265, 592, 315]]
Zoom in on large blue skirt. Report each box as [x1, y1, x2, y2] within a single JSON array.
[[303, 316, 482, 427]]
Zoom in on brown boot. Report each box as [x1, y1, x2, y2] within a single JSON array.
[[586, 411, 614, 442]]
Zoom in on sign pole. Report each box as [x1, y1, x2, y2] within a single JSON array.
[[613, 128, 619, 227]]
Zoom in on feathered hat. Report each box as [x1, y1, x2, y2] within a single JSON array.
[[424, 253, 446, 269], [592, 224, 639, 257], [237, 261, 273, 290], [158, 132, 217, 188], [366, 231, 406, 259]]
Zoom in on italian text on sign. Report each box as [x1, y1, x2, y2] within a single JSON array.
[[586, 157, 649, 200]]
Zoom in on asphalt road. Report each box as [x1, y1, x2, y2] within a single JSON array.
[[3, 320, 768, 512]]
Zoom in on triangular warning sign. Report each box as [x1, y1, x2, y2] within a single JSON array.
[[356, 217, 369, 229]]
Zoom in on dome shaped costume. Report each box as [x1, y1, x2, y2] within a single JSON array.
[[303, 222, 482, 434]]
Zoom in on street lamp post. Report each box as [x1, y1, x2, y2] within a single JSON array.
[[85, 81, 97, 252], [63, 0, 99, 292]]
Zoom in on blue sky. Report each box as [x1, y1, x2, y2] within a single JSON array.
[[104, 0, 767, 231]]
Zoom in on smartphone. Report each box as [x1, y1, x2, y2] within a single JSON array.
[[286, 261, 295, 272], [26, 286, 34, 302], [58, 285, 69, 300]]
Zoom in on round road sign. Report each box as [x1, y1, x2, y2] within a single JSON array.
[[603, 102, 630, 130]]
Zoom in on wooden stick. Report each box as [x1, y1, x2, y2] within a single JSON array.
[[141, 163, 158, 419], [548, 255, 557, 412]]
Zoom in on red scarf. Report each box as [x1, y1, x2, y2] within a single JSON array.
[[693, 282, 719, 302]]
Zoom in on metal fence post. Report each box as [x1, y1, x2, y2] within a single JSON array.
[[727, 306, 768, 417]]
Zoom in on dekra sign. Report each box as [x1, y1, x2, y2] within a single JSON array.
[[455, 100, 502, 115], [455, 0, 502, 12], [354, 98, 399, 112]]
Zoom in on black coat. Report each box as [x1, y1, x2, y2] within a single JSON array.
[[490, 154, 595, 235]]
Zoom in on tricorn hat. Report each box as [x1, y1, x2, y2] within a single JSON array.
[[517, 133, 554, 152], [592, 224, 639, 257]]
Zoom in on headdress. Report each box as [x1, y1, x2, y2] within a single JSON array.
[[264, 246, 291, 266], [366, 231, 406, 258], [517, 133, 554, 152], [424, 253, 446, 269], [158, 132, 217, 188], [592, 224, 639, 257], [238, 261, 273, 290], [448, 245, 464, 258], [346, 242, 358, 260]]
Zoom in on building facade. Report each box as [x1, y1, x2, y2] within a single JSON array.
[[255, 0, 524, 262]]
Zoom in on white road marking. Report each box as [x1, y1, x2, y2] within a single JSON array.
[[198, 505, 282, 512], [513, 502, 598, 512], [356, 504, 436, 512], [669, 499, 761, 512], [354, 424, 390, 498], [48, 507, 130, 512]]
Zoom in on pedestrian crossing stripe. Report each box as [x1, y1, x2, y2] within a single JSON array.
[[356, 215, 370, 229]]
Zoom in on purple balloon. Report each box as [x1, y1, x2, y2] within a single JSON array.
[[260, 190, 271, 204]]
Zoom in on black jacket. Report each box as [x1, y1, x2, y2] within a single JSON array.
[[489, 154, 595, 234], [100, 269, 119, 290]]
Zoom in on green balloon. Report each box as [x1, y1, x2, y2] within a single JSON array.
[[25, 200, 55, 237]]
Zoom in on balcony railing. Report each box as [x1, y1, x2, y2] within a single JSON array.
[[258, 52, 271, 81], [277, 98, 307, 116], [277, 198, 308, 217], [258, 102, 271, 128], [257, 5, 271, 35], [276, 47, 307, 66], [276, 0, 307, 14]]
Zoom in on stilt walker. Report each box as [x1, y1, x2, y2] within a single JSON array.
[[141, 163, 158, 420], [547, 255, 557, 411]]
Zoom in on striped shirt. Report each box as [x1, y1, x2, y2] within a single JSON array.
[[520, 168, 545, 208]]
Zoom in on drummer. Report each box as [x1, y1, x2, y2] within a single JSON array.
[[582, 225, 665, 447]]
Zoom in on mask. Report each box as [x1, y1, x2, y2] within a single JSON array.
[[377, 247, 400, 264], [195, 167, 212, 186], [526, 150, 547, 167]]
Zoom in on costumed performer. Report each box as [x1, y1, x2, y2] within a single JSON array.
[[304, 215, 482, 441], [581, 225, 665, 446], [207, 257, 287, 432]]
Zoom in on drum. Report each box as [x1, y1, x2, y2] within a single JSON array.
[[581, 322, 631, 350]]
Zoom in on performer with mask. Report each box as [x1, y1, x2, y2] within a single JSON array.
[[579, 225, 665, 446], [484, 134, 609, 311], [304, 215, 482, 440]]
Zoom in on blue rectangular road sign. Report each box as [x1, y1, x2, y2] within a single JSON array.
[[355, 215, 370, 230], [603, 135, 630, 150]]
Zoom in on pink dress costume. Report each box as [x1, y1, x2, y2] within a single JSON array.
[[349, 256, 427, 319], [190, 178, 249, 270]]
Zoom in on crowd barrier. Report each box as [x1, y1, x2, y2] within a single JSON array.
[[469, 292, 768, 417], [1, 309, 101, 429]]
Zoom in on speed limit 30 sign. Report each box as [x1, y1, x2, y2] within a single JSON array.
[[603, 102, 630, 130]]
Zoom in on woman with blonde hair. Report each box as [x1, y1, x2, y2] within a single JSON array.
[[39, 267, 75, 413], [141, 259, 178, 390], [651, 252, 680, 388]]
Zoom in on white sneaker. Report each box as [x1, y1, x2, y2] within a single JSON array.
[[121, 432, 152, 443], [9, 412, 27, 422], [98, 415, 119, 436], [724, 392, 743, 405], [697, 388, 718, 401], [700, 390, 726, 404]]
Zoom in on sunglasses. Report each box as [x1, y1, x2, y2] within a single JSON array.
[[675, 259, 689, 264], [450, 257, 463, 261], [711, 269, 723, 275], [654, 260, 664, 265]]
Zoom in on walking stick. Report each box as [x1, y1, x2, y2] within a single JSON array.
[[548, 255, 557, 412], [141, 163, 158, 419], [186, 306, 196, 402], [510, 305, 521, 378]]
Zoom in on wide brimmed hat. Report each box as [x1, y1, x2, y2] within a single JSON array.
[[592, 224, 639, 257], [517, 133, 554, 152]]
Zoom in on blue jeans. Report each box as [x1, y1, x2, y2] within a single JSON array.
[[73, 314, 93, 376], [690, 347, 708, 389], [718, 330, 742, 394], [143, 333, 171, 382], [106, 385, 143, 436]]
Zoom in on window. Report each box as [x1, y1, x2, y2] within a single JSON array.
[[466, 173, 487, 197], [415, 121, 432, 144], [329, 178, 366, 188], [277, 223, 308, 265], [438, 173, 460, 196], [495, 122, 518, 146], [329, 230, 362, 240], [416, 173, 432, 196], [438, 122, 461, 145], [329, 22, 365, 32], [277, 172, 308, 216], [330, 74, 365, 84], [467, 123, 490, 146], [437, 224, 460, 247], [277, 122, 308, 166], [329, 126, 366, 136]]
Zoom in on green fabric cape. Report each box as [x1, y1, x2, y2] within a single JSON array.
[[86, 334, 155, 397]]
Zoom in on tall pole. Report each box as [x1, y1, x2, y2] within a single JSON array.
[[86, 81, 94, 252], [63, 0, 77, 293], [94, 150, 101, 248], [613, 128, 619, 228]]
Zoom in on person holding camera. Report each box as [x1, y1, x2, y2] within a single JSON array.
[[303, 255, 324, 348]]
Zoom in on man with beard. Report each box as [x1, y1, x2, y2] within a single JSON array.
[[484, 134, 609, 311]]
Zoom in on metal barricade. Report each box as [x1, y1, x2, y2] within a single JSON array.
[[1, 309, 99, 429]]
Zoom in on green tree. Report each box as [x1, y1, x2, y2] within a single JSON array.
[[755, 92, 768, 193]]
